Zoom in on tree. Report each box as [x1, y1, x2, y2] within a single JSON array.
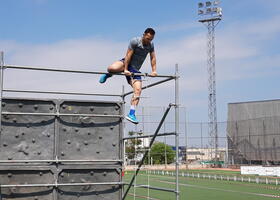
[[145, 142, 175, 164]]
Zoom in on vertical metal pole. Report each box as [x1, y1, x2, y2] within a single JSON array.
[[184, 107, 188, 169], [248, 126, 251, 165], [263, 120, 267, 165], [0, 52, 3, 200], [0, 51, 4, 145], [175, 64, 180, 200], [53, 101, 60, 200], [225, 122, 229, 167], [201, 122, 203, 154], [233, 121, 238, 165], [121, 85, 125, 197], [164, 107, 167, 169]]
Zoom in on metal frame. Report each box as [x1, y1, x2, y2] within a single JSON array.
[[0, 52, 180, 200], [0, 182, 124, 188], [0, 52, 4, 145], [123, 132, 176, 140], [122, 104, 173, 199], [1, 111, 122, 118], [0, 159, 123, 163]]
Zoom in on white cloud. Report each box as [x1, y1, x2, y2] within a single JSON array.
[[157, 34, 205, 67], [1, 13, 280, 112], [2, 38, 126, 69], [0, 38, 131, 102], [222, 15, 280, 43]]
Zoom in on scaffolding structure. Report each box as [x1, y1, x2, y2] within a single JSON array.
[[0, 52, 180, 200]]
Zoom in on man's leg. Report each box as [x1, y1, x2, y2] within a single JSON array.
[[131, 80, 142, 106], [99, 61, 124, 83], [126, 80, 142, 124], [108, 61, 124, 73]]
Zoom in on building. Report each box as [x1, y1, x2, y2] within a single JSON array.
[[227, 99, 280, 165], [186, 148, 226, 163]]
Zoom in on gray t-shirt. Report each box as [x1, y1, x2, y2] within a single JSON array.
[[128, 37, 155, 70]]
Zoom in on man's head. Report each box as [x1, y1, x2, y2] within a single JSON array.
[[142, 28, 155, 45]]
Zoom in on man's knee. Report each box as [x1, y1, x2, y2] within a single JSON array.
[[133, 95, 140, 100], [132, 86, 141, 101], [134, 90, 142, 101], [107, 65, 116, 72], [108, 61, 124, 72], [135, 87, 141, 94]]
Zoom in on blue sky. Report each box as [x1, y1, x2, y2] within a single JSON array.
[[1, 0, 280, 123]]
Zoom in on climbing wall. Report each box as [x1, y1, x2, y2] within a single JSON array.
[[0, 98, 123, 200]]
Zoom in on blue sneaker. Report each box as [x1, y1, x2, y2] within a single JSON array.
[[99, 74, 112, 83], [126, 113, 139, 124]]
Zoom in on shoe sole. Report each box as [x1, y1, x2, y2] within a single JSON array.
[[125, 116, 139, 124]]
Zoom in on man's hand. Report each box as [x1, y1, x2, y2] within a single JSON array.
[[150, 71, 158, 77], [124, 70, 132, 76]]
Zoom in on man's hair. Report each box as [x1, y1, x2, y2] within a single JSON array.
[[144, 28, 155, 35]]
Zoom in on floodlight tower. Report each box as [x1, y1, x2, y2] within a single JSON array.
[[198, 1, 222, 161]]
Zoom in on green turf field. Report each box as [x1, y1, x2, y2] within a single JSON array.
[[123, 171, 280, 200]]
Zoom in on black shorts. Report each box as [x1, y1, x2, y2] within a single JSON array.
[[120, 58, 142, 84]]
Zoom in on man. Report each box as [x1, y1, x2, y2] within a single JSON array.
[[99, 28, 157, 124]]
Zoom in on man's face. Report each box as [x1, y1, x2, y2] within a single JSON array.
[[142, 33, 154, 45]]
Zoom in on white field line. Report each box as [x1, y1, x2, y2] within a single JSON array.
[[158, 179, 280, 199], [132, 173, 280, 199]]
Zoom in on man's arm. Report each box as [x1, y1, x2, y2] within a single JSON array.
[[124, 48, 134, 76], [150, 51, 157, 76]]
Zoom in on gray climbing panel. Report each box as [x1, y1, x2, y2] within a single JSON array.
[[0, 98, 123, 200]]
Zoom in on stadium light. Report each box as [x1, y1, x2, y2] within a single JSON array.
[[213, 7, 222, 16], [198, 2, 204, 8], [198, 0, 222, 21], [198, 10, 204, 15], [213, 0, 220, 5], [206, 1, 212, 7], [206, 7, 212, 13]]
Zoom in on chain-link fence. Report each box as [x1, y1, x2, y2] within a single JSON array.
[[124, 106, 280, 169]]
